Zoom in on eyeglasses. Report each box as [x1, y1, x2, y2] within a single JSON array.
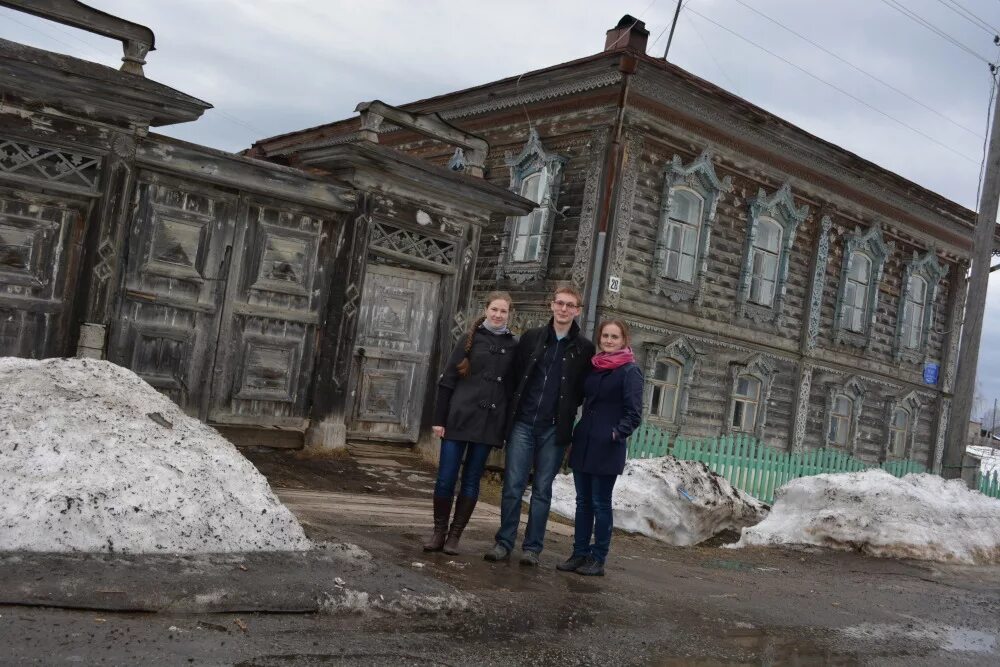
[[553, 300, 580, 309]]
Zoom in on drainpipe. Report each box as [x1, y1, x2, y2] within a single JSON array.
[[584, 54, 637, 337]]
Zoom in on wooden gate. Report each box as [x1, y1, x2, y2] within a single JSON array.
[[0, 187, 87, 358], [109, 171, 336, 428], [346, 263, 440, 442]]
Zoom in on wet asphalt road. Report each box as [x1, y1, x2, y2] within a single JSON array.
[[1, 448, 999, 665]]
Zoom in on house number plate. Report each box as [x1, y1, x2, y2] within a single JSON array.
[[608, 275, 621, 293]]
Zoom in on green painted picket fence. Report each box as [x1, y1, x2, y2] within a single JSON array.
[[978, 469, 1000, 499], [626, 423, 926, 504]]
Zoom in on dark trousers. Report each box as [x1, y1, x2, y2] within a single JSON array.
[[572, 470, 618, 563], [434, 439, 492, 499]]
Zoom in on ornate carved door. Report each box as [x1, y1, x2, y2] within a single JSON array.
[[0, 187, 87, 358], [110, 173, 337, 428], [346, 263, 440, 442], [207, 196, 334, 428], [108, 173, 237, 418]]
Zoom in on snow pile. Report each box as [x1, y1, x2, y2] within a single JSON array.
[[550, 456, 768, 546], [735, 469, 1000, 564], [0, 357, 310, 553]]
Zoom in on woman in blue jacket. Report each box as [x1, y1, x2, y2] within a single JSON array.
[[559, 319, 643, 576]]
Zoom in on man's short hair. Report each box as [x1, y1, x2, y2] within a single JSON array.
[[552, 284, 583, 307]]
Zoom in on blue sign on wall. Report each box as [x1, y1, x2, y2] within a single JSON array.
[[923, 362, 940, 386]]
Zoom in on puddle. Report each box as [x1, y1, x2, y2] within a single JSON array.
[[840, 622, 997, 654]]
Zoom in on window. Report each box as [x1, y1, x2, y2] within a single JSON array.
[[888, 408, 910, 457], [738, 184, 808, 321], [834, 225, 889, 346], [498, 129, 566, 284], [842, 253, 872, 333], [511, 171, 547, 262], [732, 375, 761, 432], [648, 360, 682, 422], [653, 152, 732, 302], [662, 189, 702, 283], [828, 393, 853, 446], [901, 275, 927, 350], [749, 217, 782, 307]]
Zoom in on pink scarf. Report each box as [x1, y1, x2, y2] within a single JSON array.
[[591, 346, 635, 371]]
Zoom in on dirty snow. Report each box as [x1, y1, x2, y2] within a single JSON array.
[[550, 456, 768, 546], [0, 357, 310, 553], [318, 589, 474, 615], [735, 469, 1000, 564]]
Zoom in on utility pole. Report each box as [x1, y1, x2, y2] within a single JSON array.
[[943, 74, 1000, 479], [663, 0, 684, 60]]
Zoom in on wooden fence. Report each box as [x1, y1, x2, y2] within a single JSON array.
[[978, 469, 1000, 499], [626, 423, 926, 504]]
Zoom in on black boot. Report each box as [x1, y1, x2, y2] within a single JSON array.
[[423, 496, 453, 552], [443, 495, 477, 555]]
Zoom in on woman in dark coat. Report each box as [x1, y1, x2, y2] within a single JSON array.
[[559, 319, 643, 576], [424, 291, 517, 554]]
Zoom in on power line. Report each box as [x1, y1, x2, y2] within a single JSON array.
[[683, 5, 980, 164], [682, 13, 739, 94], [732, 0, 983, 140], [879, 0, 992, 64], [935, 0, 996, 36], [941, 0, 1000, 37]]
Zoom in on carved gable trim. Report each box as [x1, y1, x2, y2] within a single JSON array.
[[737, 183, 809, 325], [496, 129, 567, 285], [833, 224, 893, 348], [652, 150, 733, 304], [894, 248, 946, 362]]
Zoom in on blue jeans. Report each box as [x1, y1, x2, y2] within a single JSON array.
[[572, 471, 618, 563], [434, 439, 493, 499], [495, 420, 565, 554]]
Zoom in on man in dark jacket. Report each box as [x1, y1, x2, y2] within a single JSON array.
[[484, 285, 596, 565]]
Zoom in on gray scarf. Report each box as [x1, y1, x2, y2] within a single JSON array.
[[480, 320, 511, 336]]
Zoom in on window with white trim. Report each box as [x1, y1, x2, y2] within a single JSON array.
[[749, 217, 782, 307], [888, 407, 910, 457], [497, 129, 566, 285], [648, 359, 682, 422], [828, 393, 853, 446], [511, 171, 547, 262], [737, 184, 808, 322], [842, 252, 872, 333], [901, 275, 927, 350], [732, 375, 762, 432], [662, 189, 703, 283]]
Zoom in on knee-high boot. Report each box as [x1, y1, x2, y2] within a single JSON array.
[[423, 496, 453, 552], [443, 495, 477, 555]]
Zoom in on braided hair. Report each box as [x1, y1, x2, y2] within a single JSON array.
[[456, 291, 512, 378]]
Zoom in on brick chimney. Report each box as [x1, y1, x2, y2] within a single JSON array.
[[604, 15, 649, 53]]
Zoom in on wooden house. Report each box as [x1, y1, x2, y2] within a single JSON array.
[[250, 16, 1000, 468]]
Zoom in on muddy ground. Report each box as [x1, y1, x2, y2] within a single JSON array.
[[1, 446, 999, 665]]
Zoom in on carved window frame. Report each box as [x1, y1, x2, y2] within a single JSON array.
[[832, 225, 891, 348], [496, 129, 566, 285], [883, 391, 922, 460], [724, 354, 777, 438], [642, 337, 698, 430], [652, 151, 732, 303], [894, 249, 945, 362], [823, 376, 865, 453], [737, 184, 809, 324]]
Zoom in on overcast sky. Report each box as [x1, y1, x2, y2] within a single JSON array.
[[3, 0, 1000, 415]]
